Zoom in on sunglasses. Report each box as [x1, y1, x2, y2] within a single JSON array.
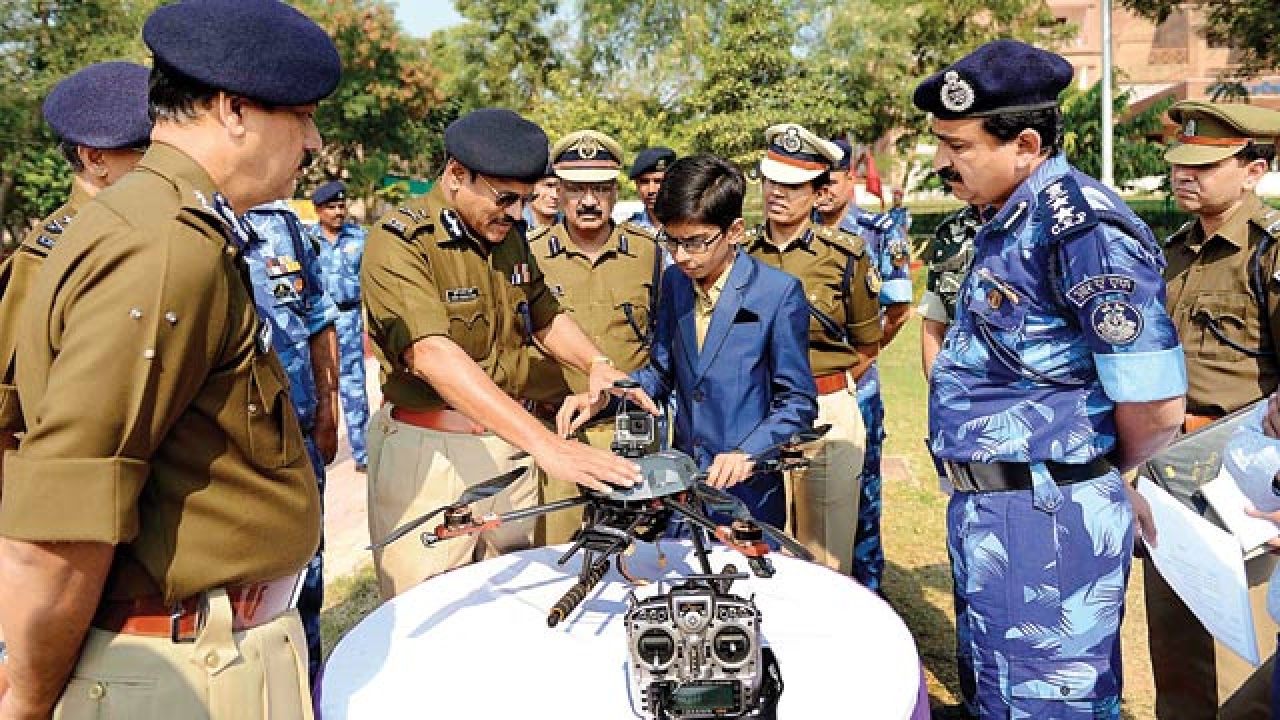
[[478, 175, 536, 209]]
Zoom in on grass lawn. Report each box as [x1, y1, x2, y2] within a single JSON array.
[[321, 267, 1160, 718]]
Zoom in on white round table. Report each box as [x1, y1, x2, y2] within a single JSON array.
[[319, 541, 925, 719]]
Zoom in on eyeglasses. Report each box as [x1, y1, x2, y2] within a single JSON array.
[[478, 175, 536, 209], [561, 181, 617, 199], [658, 228, 724, 255]]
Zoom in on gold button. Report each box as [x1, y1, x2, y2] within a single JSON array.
[[248, 403, 258, 415], [205, 651, 219, 668], [88, 682, 105, 699]]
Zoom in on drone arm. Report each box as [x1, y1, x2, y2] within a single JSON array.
[[498, 496, 592, 524]]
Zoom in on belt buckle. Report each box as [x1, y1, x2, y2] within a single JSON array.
[[169, 599, 204, 644]]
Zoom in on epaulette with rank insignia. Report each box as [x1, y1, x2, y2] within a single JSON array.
[[1255, 205, 1280, 239], [812, 224, 867, 257], [620, 220, 657, 240], [1164, 220, 1194, 248], [1036, 175, 1099, 242]]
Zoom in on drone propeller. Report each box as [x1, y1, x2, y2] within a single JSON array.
[[694, 482, 814, 562], [368, 466, 528, 549]]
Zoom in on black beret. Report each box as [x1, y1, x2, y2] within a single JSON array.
[[143, 0, 341, 106], [43, 61, 152, 149], [913, 39, 1073, 120], [445, 108, 549, 182], [311, 180, 346, 206], [628, 146, 677, 179]]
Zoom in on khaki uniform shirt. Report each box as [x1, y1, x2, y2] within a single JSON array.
[[1164, 194, 1280, 416], [0, 144, 320, 603], [0, 183, 92, 433], [523, 220, 659, 400], [362, 184, 560, 410], [746, 221, 882, 376]]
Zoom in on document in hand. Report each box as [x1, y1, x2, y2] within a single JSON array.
[[1200, 466, 1280, 558], [1137, 476, 1261, 666]]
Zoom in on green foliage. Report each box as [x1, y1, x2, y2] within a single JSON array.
[[1120, 0, 1280, 80], [1062, 82, 1173, 186]]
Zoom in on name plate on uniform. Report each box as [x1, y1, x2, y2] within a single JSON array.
[[446, 287, 480, 303]]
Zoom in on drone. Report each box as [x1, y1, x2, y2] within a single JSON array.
[[371, 379, 828, 630]]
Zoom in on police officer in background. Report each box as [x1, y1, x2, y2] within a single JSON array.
[[1144, 101, 1280, 720], [0, 61, 152, 488], [919, 204, 980, 377], [244, 199, 340, 688], [525, 130, 661, 545], [626, 146, 676, 231], [745, 123, 881, 575], [309, 180, 370, 472], [915, 40, 1185, 718], [814, 137, 913, 592], [523, 163, 562, 230], [0, 0, 339, 716], [362, 109, 651, 599]]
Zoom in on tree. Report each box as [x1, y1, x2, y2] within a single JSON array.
[[1061, 81, 1173, 187], [1120, 0, 1280, 79], [433, 0, 559, 111]]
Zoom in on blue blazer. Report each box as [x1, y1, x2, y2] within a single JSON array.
[[634, 249, 818, 470]]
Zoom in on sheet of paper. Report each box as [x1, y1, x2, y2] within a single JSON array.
[[1200, 467, 1280, 555], [1137, 476, 1260, 666]]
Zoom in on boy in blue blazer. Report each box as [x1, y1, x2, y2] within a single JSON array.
[[559, 154, 818, 526]]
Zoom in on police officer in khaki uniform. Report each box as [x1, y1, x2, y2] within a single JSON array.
[[1145, 101, 1280, 720], [745, 123, 882, 574], [362, 110, 650, 599], [0, 1, 340, 717], [525, 130, 662, 544], [0, 61, 152, 485]]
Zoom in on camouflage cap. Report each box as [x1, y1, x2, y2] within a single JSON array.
[[1164, 101, 1280, 166]]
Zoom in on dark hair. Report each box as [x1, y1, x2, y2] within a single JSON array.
[[982, 106, 1064, 156], [1239, 142, 1277, 167], [653, 154, 745, 229], [809, 169, 831, 190], [149, 62, 219, 124], [58, 140, 85, 172]]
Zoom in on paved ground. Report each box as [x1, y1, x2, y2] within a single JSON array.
[[320, 357, 379, 598]]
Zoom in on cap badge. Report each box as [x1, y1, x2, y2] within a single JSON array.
[[655, 159, 668, 171], [577, 135, 600, 160], [780, 127, 803, 154], [1183, 119, 1196, 137], [941, 71, 975, 113]]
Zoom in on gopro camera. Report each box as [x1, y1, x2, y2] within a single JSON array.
[[611, 379, 654, 458]]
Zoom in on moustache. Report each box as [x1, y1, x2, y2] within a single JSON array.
[[936, 167, 962, 184], [575, 207, 603, 217]]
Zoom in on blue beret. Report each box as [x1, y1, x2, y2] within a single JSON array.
[[913, 39, 1073, 120], [43, 61, 152, 149], [144, 0, 341, 106], [628, 146, 676, 179], [311, 180, 346, 206], [831, 139, 853, 171], [445, 108, 549, 182]]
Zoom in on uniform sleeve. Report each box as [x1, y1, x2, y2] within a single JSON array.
[[1060, 220, 1186, 403], [296, 220, 338, 335], [845, 252, 883, 346], [879, 228, 915, 306], [2, 226, 225, 543], [737, 277, 818, 457], [361, 228, 450, 364]]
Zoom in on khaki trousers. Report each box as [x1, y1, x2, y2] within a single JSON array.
[[1144, 552, 1277, 719], [785, 384, 865, 573], [367, 405, 539, 599], [54, 590, 311, 720]]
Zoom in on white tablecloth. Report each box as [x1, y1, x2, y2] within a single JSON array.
[[319, 541, 923, 719]]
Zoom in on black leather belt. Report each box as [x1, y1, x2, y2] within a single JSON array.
[[942, 457, 1113, 494], [336, 300, 359, 312]]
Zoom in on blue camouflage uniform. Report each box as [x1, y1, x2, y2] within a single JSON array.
[[929, 154, 1186, 718], [836, 205, 913, 592], [311, 219, 370, 468], [244, 201, 339, 685]]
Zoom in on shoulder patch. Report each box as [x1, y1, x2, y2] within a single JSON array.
[[397, 205, 431, 224], [817, 226, 866, 257], [1036, 175, 1098, 241]]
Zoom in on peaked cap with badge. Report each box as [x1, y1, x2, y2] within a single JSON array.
[[913, 39, 1073, 120], [552, 129, 625, 183], [629, 146, 676, 180], [144, 0, 341, 106], [1164, 101, 1280, 166], [759, 123, 844, 184], [446, 108, 549, 182], [43, 61, 152, 150], [311, 180, 347, 206]]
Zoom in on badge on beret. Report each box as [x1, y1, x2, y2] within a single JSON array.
[[577, 134, 600, 160], [440, 209, 465, 242], [867, 266, 883, 295], [780, 127, 803, 154], [655, 158, 669, 171], [941, 71, 975, 114], [1093, 301, 1142, 345]]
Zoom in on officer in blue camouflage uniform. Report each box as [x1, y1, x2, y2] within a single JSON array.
[[244, 200, 339, 688], [626, 146, 677, 231], [310, 180, 371, 471], [814, 138, 914, 592], [916, 40, 1187, 718]]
